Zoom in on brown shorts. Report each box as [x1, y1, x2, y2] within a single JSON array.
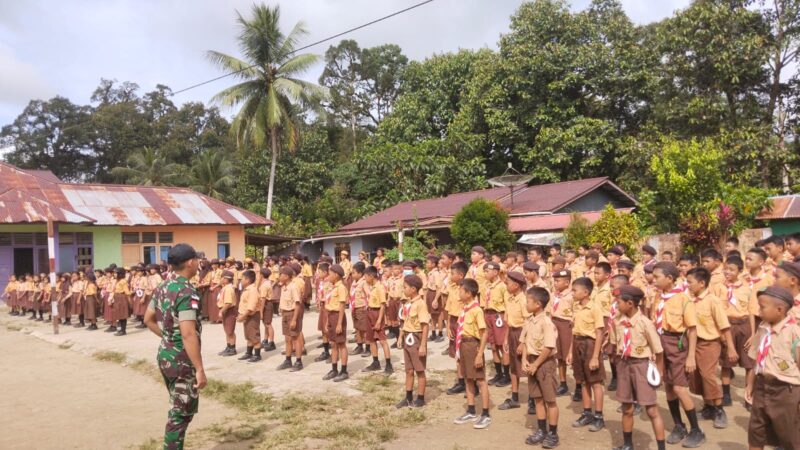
[[244, 315, 261, 345], [572, 336, 605, 384], [485, 310, 507, 346], [222, 307, 237, 336], [508, 326, 523, 378], [660, 333, 689, 387], [689, 338, 722, 401], [459, 337, 484, 379], [317, 305, 328, 332], [366, 307, 386, 342], [262, 300, 277, 325], [749, 375, 800, 448], [326, 310, 347, 344], [528, 356, 558, 402], [281, 308, 304, 338], [403, 332, 427, 372], [425, 290, 441, 319], [552, 317, 573, 362], [303, 277, 312, 302], [616, 357, 658, 406], [386, 298, 399, 323], [721, 319, 754, 369], [353, 307, 368, 332], [448, 315, 458, 358]]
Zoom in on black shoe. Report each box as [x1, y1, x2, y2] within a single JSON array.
[[265, 342, 276, 351], [276, 359, 293, 370], [682, 429, 705, 448], [36, 317, 44, 322], [411, 398, 425, 408], [612, 445, 633, 450], [316, 342, 325, 349], [86, 324, 98, 330], [363, 361, 381, 372], [527, 398, 536, 415], [498, 398, 520, 410], [487, 373, 502, 386], [104, 326, 116, 333], [572, 413, 594, 428], [434, 334, 445, 343], [238, 353, 253, 361], [290, 360, 303, 372], [589, 416, 605, 432], [721, 393, 732, 407], [314, 351, 330, 362], [114, 330, 126, 336], [222, 347, 237, 357], [361, 350, 371, 358], [542, 431, 559, 449], [607, 378, 617, 392], [217, 347, 229, 356], [525, 429, 547, 445], [556, 384, 569, 396], [322, 369, 339, 381], [350, 346, 363, 355], [247, 355, 262, 363], [429, 333, 437, 341], [447, 382, 466, 395], [134, 323, 146, 329], [495, 375, 511, 387], [390, 342, 398, 349], [666, 424, 688, 445], [572, 390, 582, 402], [383, 363, 394, 375], [395, 398, 410, 409], [333, 372, 349, 382], [386, 330, 397, 339], [713, 408, 727, 429], [74, 322, 85, 327], [700, 405, 715, 420], [261, 339, 269, 348]]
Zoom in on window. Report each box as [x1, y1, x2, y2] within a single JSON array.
[[143, 246, 157, 265], [142, 232, 157, 244], [159, 246, 171, 263], [122, 232, 140, 244], [35, 233, 48, 246], [0, 233, 12, 246], [334, 243, 351, 263], [158, 232, 173, 243], [15, 233, 34, 245], [217, 244, 230, 259], [217, 231, 230, 243], [77, 246, 93, 268], [76, 233, 92, 245]]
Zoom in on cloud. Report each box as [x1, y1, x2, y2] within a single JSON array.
[[0, 43, 53, 106]]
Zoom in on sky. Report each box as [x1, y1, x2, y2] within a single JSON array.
[[0, 0, 692, 126]]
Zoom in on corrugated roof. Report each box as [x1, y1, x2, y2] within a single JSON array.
[[758, 195, 800, 220], [22, 169, 61, 183], [0, 188, 95, 224], [509, 209, 634, 233], [0, 162, 269, 226]]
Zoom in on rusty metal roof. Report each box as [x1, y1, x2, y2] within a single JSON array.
[[0, 188, 95, 224], [758, 195, 800, 220], [0, 162, 269, 226]]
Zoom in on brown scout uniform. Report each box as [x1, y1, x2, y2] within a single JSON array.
[[425, 267, 442, 321], [258, 278, 273, 325], [611, 311, 662, 406], [506, 290, 531, 378], [457, 300, 484, 379], [484, 278, 508, 346], [521, 311, 558, 402], [658, 290, 697, 387], [547, 286, 574, 364], [218, 283, 237, 335], [366, 281, 387, 342], [721, 281, 755, 370], [280, 279, 303, 338], [466, 261, 487, 306], [239, 284, 261, 346], [571, 296, 606, 384], [445, 279, 462, 358], [350, 278, 368, 333], [325, 280, 348, 344], [689, 290, 730, 401], [402, 295, 431, 372]]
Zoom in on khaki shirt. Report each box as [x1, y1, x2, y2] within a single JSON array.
[[367, 282, 387, 308], [258, 279, 272, 301], [505, 291, 531, 328], [572, 298, 605, 338], [709, 267, 725, 292], [547, 287, 574, 321], [147, 274, 163, 294], [325, 281, 347, 312], [84, 283, 97, 296], [520, 312, 557, 357], [747, 315, 800, 385], [279, 280, 301, 311], [389, 275, 404, 299], [746, 270, 774, 317], [692, 290, 730, 340], [350, 278, 368, 308], [610, 311, 663, 359], [426, 268, 442, 294], [340, 259, 352, 279], [291, 276, 305, 300], [460, 301, 485, 339], [659, 291, 697, 334], [114, 279, 131, 295], [721, 282, 753, 320], [484, 279, 508, 312], [466, 261, 487, 300], [217, 284, 236, 308], [792, 293, 800, 322], [238, 284, 260, 316], [592, 281, 613, 317], [402, 296, 431, 333], [301, 263, 313, 278], [71, 280, 85, 294], [446, 280, 462, 317]]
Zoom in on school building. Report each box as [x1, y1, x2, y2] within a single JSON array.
[[0, 162, 269, 290], [757, 194, 800, 234], [303, 177, 637, 262]]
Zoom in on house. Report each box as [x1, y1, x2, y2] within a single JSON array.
[[303, 177, 637, 262], [0, 161, 269, 290], [757, 194, 800, 234]]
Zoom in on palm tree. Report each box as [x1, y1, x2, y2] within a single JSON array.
[[208, 4, 326, 222], [110, 147, 182, 186], [189, 149, 234, 200]]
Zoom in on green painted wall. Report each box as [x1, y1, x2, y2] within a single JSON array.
[[0, 224, 121, 269], [771, 220, 800, 235]]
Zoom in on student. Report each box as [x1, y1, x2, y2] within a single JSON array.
[[744, 286, 800, 450], [213, 271, 236, 355], [498, 271, 532, 410], [387, 261, 404, 341], [349, 262, 369, 356], [610, 285, 666, 450], [323, 265, 349, 382], [724, 237, 739, 255], [528, 247, 550, 279], [719, 256, 755, 407], [258, 268, 277, 352], [83, 272, 99, 330], [685, 267, 736, 429], [466, 246, 488, 303], [661, 251, 674, 263], [633, 245, 658, 285], [446, 261, 469, 395], [651, 262, 703, 447], [301, 256, 314, 308], [484, 261, 510, 387], [700, 248, 725, 297], [396, 275, 430, 409], [277, 266, 305, 371], [208, 260, 223, 323], [583, 251, 599, 283], [548, 270, 574, 397], [638, 265, 657, 318], [314, 263, 332, 362], [372, 248, 386, 272], [452, 278, 491, 429], [566, 277, 605, 431], [424, 255, 444, 342], [505, 251, 522, 274], [523, 261, 548, 291], [745, 247, 774, 294], [774, 262, 800, 321], [593, 261, 615, 390], [785, 232, 800, 262], [677, 254, 698, 291], [362, 265, 393, 374], [110, 268, 131, 336], [607, 246, 623, 275], [236, 270, 263, 363], [521, 287, 560, 448]]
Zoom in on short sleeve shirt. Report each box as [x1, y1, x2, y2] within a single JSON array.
[[460, 302, 486, 339], [572, 298, 605, 338], [238, 285, 260, 315], [505, 291, 531, 328], [547, 287, 574, 321], [662, 291, 698, 333], [613, 311, 663, 359], [367, 282, 387, 308], [258, 279, 272, 300], [446, 281, 462, 317], [747, 316, 800, 385], [325, 281, 348, 312], [402, 297, 431, 333], [520, 312, 557, 357], [280, 281, 301, 311], [592, 282, 613, 317], [485, 279, 509, 312], [692, 291, 730, 340], [721, 282, 753, 319], [217, 284, 236, 308]]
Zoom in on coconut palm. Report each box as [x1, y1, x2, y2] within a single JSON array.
[[110, 146, 181, 186], [189, 149, 234, 200], [208, 4, 326, 221]]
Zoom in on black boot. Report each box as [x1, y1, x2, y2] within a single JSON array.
[[114, 320, 126, 336], [446, 379, 466, 395], [87, 323, 98, 331], [75, 315, 85, 327], [238, 346, 253, 360]]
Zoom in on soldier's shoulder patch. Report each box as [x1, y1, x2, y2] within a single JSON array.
[[190, 297, 200, 310]]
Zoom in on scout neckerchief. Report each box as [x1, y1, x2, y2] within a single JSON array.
[[349, 278, 364, 309], [747, 269, 765, 290], [620, 318, 633, 359], [795, 293, 800, 308], [399, 298, 413, 321], [726, 281, 743, 306], [471, 261, 483, 279], [610, 299, 619, 319], [456, 299, 480, 359], [755, 316, 797, 374], [656, 287, 683, 335], [552, 288, 566, 313]]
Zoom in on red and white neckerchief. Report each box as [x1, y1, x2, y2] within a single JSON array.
[[399, 300, 413, 321], [349, 279, 360, 308], [656, 287, 683, 334], [552, 289, 565, 313], [471, 264, 479, 279], [726, 282, 743, 306], [755, 316, 797, 374], [747, 271, 764, 290], [441, 273, 450, 290], [456, 300, 480, 359], [620, 319, 633, 359], [795, 294, 800, 308], [680, 279, 688, 292], [610, 300, 619, 319]]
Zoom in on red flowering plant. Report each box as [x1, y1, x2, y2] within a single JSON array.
[[678, 209, 722, 254]]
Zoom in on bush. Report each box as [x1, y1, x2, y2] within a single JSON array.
[[563, 212, 592, 249], [587, 205, 641, 255], [678, 211, 720, 254], [384, 230, 436, 261], [450, 198, 515, 255]]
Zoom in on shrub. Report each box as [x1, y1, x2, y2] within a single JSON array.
[[450, 198, 515, 255], [587, 204, 640, 255]]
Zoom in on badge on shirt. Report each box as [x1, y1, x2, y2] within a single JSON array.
[[777, 359, 790, 372], [635, 346, 645, 355], [737, 299, 747, 309], [534, 340, 543, 349], [563, 308, 571, 316]]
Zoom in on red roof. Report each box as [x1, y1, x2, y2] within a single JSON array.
[[509, 209, 634, 233], [0, 162, 269, 226], [758, 195, 800, 220], [0, 188, 94, 224]]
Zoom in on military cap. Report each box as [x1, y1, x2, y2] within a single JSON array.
[[777, 262, 800, 280], [507, 271, 526, 286], [614, 285, 644, 301], [552, 269, 571, 279], [641, 245, 657, 256], [167, 244, 197, 266], [757, 285, 794, 308], [471, 246, 487, 255], [523, 262, 540, 272], [617, 260, 635, 270], [221, 270, 234, 280]]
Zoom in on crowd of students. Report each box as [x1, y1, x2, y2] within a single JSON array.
[[4, 233, 800, 450]]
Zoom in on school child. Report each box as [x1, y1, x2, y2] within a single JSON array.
[[774, 262, 800, 321], [520, 287, 560, 447], [387, 261, 404, 341], [528, 247, 550, 279], [616, 260, 635, 281], [446, 261, 469, 395], [638, 264, 657, 318], [289, 262, 308, 354], [700, 248, 725, 298], [744, 286, 800, 450], [745, 247, 774, 294], [498, 271, 532, 410], [323, 265, 349, 382], [719, 256, 755, 407], [277, 266, 305, 371], [606, 273, 630, 396], [724, 237, 739, 255], [593, 262, 615, 390], [236, 270, 262, 363], [523, 262, 549, 291], [548, 270, 574, 397], [484, 261, 510, 387], [452, 278, 491, 428], [785, 232, 800, 261], [258, 268, 276, 352], [362, 265, 393, 373], [610, 285, 666, 450], [424, 255, 444, 342], [633, 245, 658, 285], [372, 248, 386, 272], [583, 251, 599, 283], [301, 256, 313, 308], [396, 275, 430, 409], [23, 274, 35, 320], [213, 271, 237, 355], [466, 246, 488, 303], [505, 251, 523, 274], [349, 262, 369, 356], [651, 262, 704, 447], [566, 277, 606, 431], [661, 251, 674, 262], [607, 247, 623, 275], [314, 263, 332, 362], [83, 272, 99, 330], [208, 260, 223, 323], [677, 254, 698, 291], [110, 268, 131, 336]]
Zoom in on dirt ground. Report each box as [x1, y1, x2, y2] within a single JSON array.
[[1, 306, 754, 450]]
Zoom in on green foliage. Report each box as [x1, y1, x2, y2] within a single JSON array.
[[383, 230, 436, 262], [563, 212, 592, 249], [451, 198, 515, 255], [587, 204, 640, 254]]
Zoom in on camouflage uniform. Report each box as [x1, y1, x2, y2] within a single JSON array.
[[150, 275, 202, 450]]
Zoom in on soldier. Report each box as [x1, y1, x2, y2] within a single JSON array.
[[143, 244, 207, 450]]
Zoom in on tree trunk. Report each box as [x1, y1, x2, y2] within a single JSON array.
[[263, 127, 279, 257], [351, 115, 357, 154]]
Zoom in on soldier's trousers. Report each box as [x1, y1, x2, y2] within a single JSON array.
[[160, 361, 199, 450]]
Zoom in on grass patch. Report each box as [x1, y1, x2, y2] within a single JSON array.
[[58, 341, 73, 350], [129, 359, 161, 381], [92, 350, 127, 364], [132, 437, 160, 450], [204, 380, 274, 414], [6, 323, 22, 331]]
